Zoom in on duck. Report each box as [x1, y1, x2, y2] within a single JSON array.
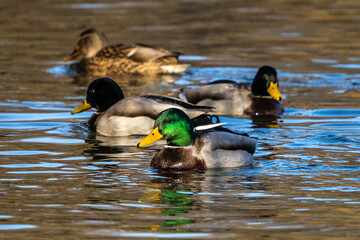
[[179, 65, 284, 116], [64, 29, 189, 75], [71, 78, 215, 136], [137, 108, 257, 170]]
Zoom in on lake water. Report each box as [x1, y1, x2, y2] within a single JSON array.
[[0, 0, 359, 239]]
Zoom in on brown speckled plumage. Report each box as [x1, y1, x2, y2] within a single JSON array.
[[65, 29, 189, 76], [77, 44, 182, 75]]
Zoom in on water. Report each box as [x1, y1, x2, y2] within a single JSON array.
[[1, 0, 360, 239]]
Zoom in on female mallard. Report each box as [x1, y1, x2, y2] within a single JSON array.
[[64, 29, 189, 75], [137, 108, 257, 170], [179, 66, 284, 115], [71, 78, 214, 136]]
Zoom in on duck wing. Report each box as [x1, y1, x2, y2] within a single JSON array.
[[180, 81, 249, 104], [94, 44, 130, 58], [197, 130, 257, 154], [132, 43, 182, 62], [97, 43, 181, 63], [106, 96, 213, 120]]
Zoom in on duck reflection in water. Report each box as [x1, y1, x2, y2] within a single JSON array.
[[139, 168, 259, 233], [250, 115, 282, 129]]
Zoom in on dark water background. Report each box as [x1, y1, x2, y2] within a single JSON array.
[[0, 0, 359, 239]]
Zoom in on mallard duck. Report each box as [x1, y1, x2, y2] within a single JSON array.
[[179, 66, 284, 115], [71, 78, 214, 136], [137, 108, 257, 170], [64, 29, 189, 75]]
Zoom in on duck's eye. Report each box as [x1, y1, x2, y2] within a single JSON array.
[[165, 119, 172, 124], [90, 89, 95, 94]]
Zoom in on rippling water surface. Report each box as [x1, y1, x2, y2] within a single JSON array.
[[1, 0, 360, 239]]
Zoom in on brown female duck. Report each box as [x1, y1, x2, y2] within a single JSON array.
[[64, 29, 189, 75]]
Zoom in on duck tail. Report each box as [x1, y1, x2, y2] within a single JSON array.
[[161, 64, 190, 74]]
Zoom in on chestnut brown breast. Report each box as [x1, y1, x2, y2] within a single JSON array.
[[150, 147, 206, 170], [244, 97, 284, 115]]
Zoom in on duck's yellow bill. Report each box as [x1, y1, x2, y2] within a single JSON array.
[[267, 82, 283, 101], [71, 100, 91, 114], [64, 49, 81, 61], [137, 127, 163, 148]]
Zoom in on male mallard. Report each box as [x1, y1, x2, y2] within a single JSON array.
[[179, 66, 284, 115], [64, 29, 189, 75], [137, 108, 257, 170], [71, 78, 214, 136]]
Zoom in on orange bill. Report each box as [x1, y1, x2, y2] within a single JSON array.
[[64, 49, 81, 61], [71, 100, 91, 114], [267, 82, 283, 101], [137, 127, 163, 148]]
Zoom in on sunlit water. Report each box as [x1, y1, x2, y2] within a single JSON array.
[[1, 0, 360, 239]]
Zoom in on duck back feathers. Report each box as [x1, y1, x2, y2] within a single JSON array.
[[180, 81, 252, 115]]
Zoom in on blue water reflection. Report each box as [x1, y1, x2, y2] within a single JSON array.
[[1, 66, 360, 239]]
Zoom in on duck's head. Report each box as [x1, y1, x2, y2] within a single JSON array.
[[64, 29, 108, 60], [71, 78, 124, 114], [251, 66, 283, 101], [137, 108, 195, 148]]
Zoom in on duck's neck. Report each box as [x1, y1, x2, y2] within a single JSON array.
[[167, 131, 195, 147], [85, 35, 108, 58]]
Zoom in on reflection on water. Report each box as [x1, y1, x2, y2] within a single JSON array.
[[1, 0, 360, 239]]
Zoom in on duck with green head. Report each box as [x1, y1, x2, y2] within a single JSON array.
[[179, 65, 284, 116], [64, 29, 189, 76], [71, 78, 214, 136], [137, 108, 257, 170]]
